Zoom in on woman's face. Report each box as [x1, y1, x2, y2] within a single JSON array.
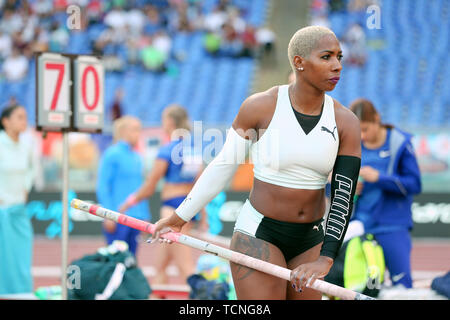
[[360, 121, 380, 144], [295, 34, 343, 92], [3, 107, 28, 134], [161, 111, 175, 135], [124, 119, 142, 147]]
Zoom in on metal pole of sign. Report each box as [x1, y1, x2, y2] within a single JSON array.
[[61, 130, 69, 300]]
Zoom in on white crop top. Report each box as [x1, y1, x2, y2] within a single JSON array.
[[250, 85, 339, 189]]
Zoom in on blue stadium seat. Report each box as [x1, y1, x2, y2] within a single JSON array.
[[329, 0, 449, 128]]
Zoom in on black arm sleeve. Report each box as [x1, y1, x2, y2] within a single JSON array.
[[320, 155, 361, 260]]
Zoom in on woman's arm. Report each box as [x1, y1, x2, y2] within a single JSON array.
[[372, 141, 422, 196], [119, 159, 168, 212], [150, 90, 273, 240], [173, 108, 259, 221], [320, 104, 362, 260], [291, 102, 361, 291], [134, 159, 169, 201]]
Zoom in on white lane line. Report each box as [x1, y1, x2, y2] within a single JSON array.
[[32, 265, 180, 277]]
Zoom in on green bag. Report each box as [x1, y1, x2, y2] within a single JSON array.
[[324, 234, 385, 298], [68, 242, 151, 300]]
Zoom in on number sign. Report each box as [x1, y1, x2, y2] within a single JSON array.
[[73, 55, 104, 131], [36, 53, 71, 130]]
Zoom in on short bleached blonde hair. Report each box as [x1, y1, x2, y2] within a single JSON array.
[[113, 115, 141, 142], [287, 25, 338, 71]]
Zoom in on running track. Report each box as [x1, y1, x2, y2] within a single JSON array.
[[31, 235, 450, 298]]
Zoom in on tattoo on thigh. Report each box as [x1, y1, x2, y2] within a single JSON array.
[[231, 232, 270, 280]]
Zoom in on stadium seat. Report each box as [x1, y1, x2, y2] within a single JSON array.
[[328, 0, 449, 128]]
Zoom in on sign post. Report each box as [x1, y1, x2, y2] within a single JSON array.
[[61, 131, 69, 300], [36, 52, 72, 299], [36, 52, 104, 300]]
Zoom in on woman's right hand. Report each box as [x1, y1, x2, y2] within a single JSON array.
[[150, 212, 187, 244]]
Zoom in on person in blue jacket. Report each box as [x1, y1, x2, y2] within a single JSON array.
[[119, 104, 207, 285], [96, 116, 151, 256], [349, 98, 422, 288], [0, 104, 35, 294]]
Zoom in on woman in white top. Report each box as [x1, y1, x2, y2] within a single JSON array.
[[151, 26, 361, 300], [0, 105, 35, 294]]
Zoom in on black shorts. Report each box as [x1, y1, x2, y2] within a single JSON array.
[[234, 200, 324, 262]]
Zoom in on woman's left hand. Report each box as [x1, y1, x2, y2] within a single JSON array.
[[290, 256, 334, 292]]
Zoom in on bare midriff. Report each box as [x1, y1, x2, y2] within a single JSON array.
[[249, 178, 326, 223]]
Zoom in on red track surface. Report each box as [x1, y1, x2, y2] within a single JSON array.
[[31, 236, 450, 298]]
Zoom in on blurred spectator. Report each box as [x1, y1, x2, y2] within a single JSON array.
[[96, 116, 151, 256], [204, 6, 228, 33], [29, 26, 49, 53], [86, 0, 104, 24], [0, 105, 35, 295], [168, 0, 195, 32], [20, 12, 39, 44], [95, 26, 116, 52], [203, 31, 221, 55], [0, 10, 24, 35], [125, 35, 141, 65], [104, 7, 128, 30], [0, 30, 12, 61], [48, 21, 69, 52], [141, 40, 167, 72], [11, 29, 28, 52], [143, 5, 164, 35], [31, 0, 53, 17], [153, 30, 172, 58], [255, 26, 275, 58], [118, 104, 205, 286], [126, 8, 147, 35], [240, 25, 257, 57], [228, 7, 246, 34], [220, 21, 242, 57], [111, 88, 124, 121], [3, 0, 21, 11], [94, 26, 126, 71], [349, 98, 422, 288], [343, 23, 367, 66], [185, 0, 204, 31], [2, 46, 28, 82]]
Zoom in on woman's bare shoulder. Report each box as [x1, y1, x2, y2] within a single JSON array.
[[332, 98, 361, 156], [243, 86, 279, 112], [333, 98, 360, 132], [232, 86, 280, 132]]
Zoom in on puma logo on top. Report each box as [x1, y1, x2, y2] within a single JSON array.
[[321, 126, 337, 141]]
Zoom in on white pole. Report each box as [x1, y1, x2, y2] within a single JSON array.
[[61, 131, 69, 300]]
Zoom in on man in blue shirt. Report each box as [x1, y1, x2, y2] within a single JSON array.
[[96, 116, 151, 256]]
